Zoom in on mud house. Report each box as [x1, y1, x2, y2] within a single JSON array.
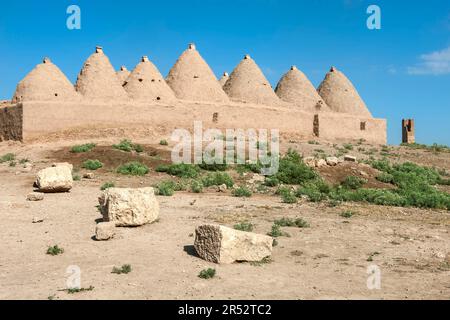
[[0, 44, 386, 144]]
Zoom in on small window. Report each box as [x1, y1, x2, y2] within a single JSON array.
[[360, 122, 366, 131]]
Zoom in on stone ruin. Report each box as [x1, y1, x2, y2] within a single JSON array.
[[402, 119, 415, 144], [0, 44, 387, 144]]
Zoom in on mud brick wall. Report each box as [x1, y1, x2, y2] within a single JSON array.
[[14, 101, 386, 145], [0, 104, 23, 141]]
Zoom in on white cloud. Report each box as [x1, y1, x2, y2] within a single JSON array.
[[408, 46, 450, 75]]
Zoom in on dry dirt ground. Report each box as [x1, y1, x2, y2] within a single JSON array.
[[0, 138, 449, 300]]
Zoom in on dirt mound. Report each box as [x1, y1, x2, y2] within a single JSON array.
[[124, 56, 177, 103], [75, 46, 129, 101], [166, 44, 229, 103], [275, 66, 331, 113], [12, 58, 80, 103], [317, 67, 372, 118], [116, 66, 130, 85], [219, 72, 229, 87], [223, 54, 280, 106]]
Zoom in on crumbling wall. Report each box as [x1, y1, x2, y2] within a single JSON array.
[[0, 104, 23, 141]]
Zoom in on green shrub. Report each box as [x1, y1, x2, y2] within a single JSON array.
[[112, 264, 132, 275], [274, 217, 309, 228], [47, 245, 64, 256], [296, 179, 330, 202], [264, 176, 280, 187], [341, 176, 367, 190], [82, 159, 103, 171], [101, 182, 115, 191], [67, 286, 94, 294], [156, 163, 199, 178], [155, 180, 176, 196], [340, 211, 355, 218], [275, 150, 318, 185], [234, 221, 254, 232], [232, 186, 252, 198], [190, 180, 204, 193], [343, 143, 354, 151], [0, 153, 15, 163], [278, 188, 297, 204], [159, 140, 169, 146], [71, 143, 96, 153], [202, 172, 234, 188], [198, 268, 216, 279], [267, 224, 290, 238], [376, 172, 394, 184], [113, 139, 143, 153], [73, 174, 81, 181], [117, 162, 149, 176]]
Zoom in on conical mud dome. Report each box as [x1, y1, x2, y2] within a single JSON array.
[[317, 67, 372, 117], [75, 46, 129, 101], [12, 58, 80, 103], [166, 44, 229, 103], [219, 72, 229, 87], [124, 56, 177, 103], [223, 55, 280, 105], [117, 66, 130, 85], [275, 66, 331, 113]]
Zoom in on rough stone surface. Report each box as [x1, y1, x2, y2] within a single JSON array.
[[194, 225, 273, 264], [316, 159, 327, 168], [326, 157, 339, 166], [304, 157, 316, 168], [344, 155, 357, 162], [83, 172, 94, 179], [95, 222, 116, 241], [98, 187, 160, 227], [35, 166, 73, 193], [27, 192, 44, 201], [218, 184, 228, 193]]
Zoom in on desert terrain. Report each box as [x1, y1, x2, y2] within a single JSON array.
[[0, 137, 449, 300]]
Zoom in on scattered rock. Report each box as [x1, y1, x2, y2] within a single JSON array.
[[95, 222, 116, 241], [27, 192, 44, 201], [194, 225, 273, 264], [359, 171, 369, 178], [249, 174, 265, 184], [52, 162, 74, 172], [304, 157, 316, 168], [98, 187, 160, 227], [32, 217, 44, 224], [326, 157, 339, 166], [83, 172, 95, 179], [315, 159, 327, 168], [344, 155, 357, 162], [218, 184, 228, 193], [35, 166, 73, 193]]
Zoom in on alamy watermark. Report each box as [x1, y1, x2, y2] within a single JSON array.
[[66, 265, 81, 290], [67, 5, 81, 30], [367, 5, 381, 30], [171, 121, 280, 176]]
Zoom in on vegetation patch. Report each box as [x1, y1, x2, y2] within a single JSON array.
[[47, 245, 64, 256], [101, 182, 115, 191], [198, 268, 216, 279], [71, 143, 96, 153], [112, 264, 132, 275], [117, 162, 149, 176], [274, 217, 310, 228], [0, 153, 15, 163], [82, 159, 103, 171], [234, 221, 254, 232], [202, 172, 234, 188], [156, 163, 200, 178], [232, 186, 252, 198], [113, 139, 144, 153]]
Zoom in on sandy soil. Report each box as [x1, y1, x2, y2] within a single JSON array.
[[0, 139, 449, 300]]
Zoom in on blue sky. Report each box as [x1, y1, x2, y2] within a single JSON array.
[[0, 0, 449, 145]]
